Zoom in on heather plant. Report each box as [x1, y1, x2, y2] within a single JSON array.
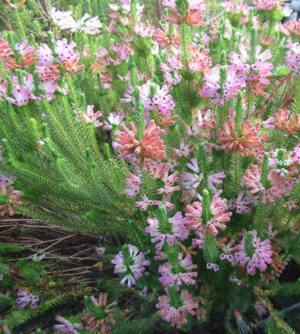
[[1, 0, 300, 333]]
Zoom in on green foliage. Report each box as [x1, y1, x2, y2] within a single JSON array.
[[112, 309, 158, 334], [4, 288, 89, 333]]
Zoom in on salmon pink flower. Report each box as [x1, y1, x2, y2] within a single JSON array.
[[218, 119, 268, 157], [115, 120, 166, 162]]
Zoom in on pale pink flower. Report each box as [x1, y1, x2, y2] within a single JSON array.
[[229, 191, 252, 214], [6, 74, 34, 106], [54, 315, 82, 334], [83, 105, 102, 127], [285, 42, 300, 76], [36, 44, 53, 66], [292, 144, 300, 164], [253, 0, 281, 10], [234, 230, 273, 275], [223, 1, 250, 24], [124, 173, 141, 198], [111, 244, 150, 287], [229, 45, 273, 96], [134, 23, 155, 37], [185, 108, 216, 140], [201, 65, 245, 105], [145, 212, 188, 250]]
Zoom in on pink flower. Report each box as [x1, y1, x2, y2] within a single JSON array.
[[16, 288, 39, 310], [115, 120, 167, 162], [0, 37, 13, 61], [185, 192, 231, 236], [243, 164, 291, 204], [185, 108, 216, 140], [230, 191, 252, 214], [253, 0, 281, 10], [285, 42, 300, 76], [292, 144, 300, 164], [54, 315, 82, 334], [229, 46, 273, 96], [145, 212, 188, 250], [208, 172, 225, 192], [234, 230, 273, 275], [201, 65, 245, 105], [157, 171, 181, 197], [110, 43, 132, 65], [157, 290, 199, 328], [111, 244, 150, 287], [139, 82, 176, 116], [159, 253, 197, 288], [134, 23, 155, 37], [181, 159, 203, 189], [188, 46, 212, 73], [55, 38, 80, 63], [5, 74, 34, 106], [83, 105, 103, 127], [223, 1, 250, 24], [124, 173, 141, 198]]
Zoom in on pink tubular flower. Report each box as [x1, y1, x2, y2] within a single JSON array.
[[124, 173, 141, 198], [139, 82, 176, 116], [243, 164, 291, 204], [115, 120, 167, 162], [110, 43, 132, 65], [111, 244, 150, 287], [134, 23, 155, 37], [229, 45, 273, 97], [230, 191, 252, 214], [201, 65, 245, 105], [188, 46, 212, 73], [54, 315, 82, 334], [83, 105, 102, 127], [16, 288, 39, 310], [181, 158, 203, 189], [234, 230, 273, 275], [4, 74, 34, 106], [157, 290, 199, 328], [185, 192, 231, 236], [181, 158, 225, 192], [185, 108, 216, 140], [159, 253, 197, 288], [253, 0, 281, 10], [292, 144, 300, 164], [264, 109, 300, 136], [218, 119, 267, 157], [145, 212, 188, 250], [223, 1, 250, 24], [285, 42, 300, 76]]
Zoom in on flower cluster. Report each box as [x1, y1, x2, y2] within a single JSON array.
[[2, 0, 300, 331]]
